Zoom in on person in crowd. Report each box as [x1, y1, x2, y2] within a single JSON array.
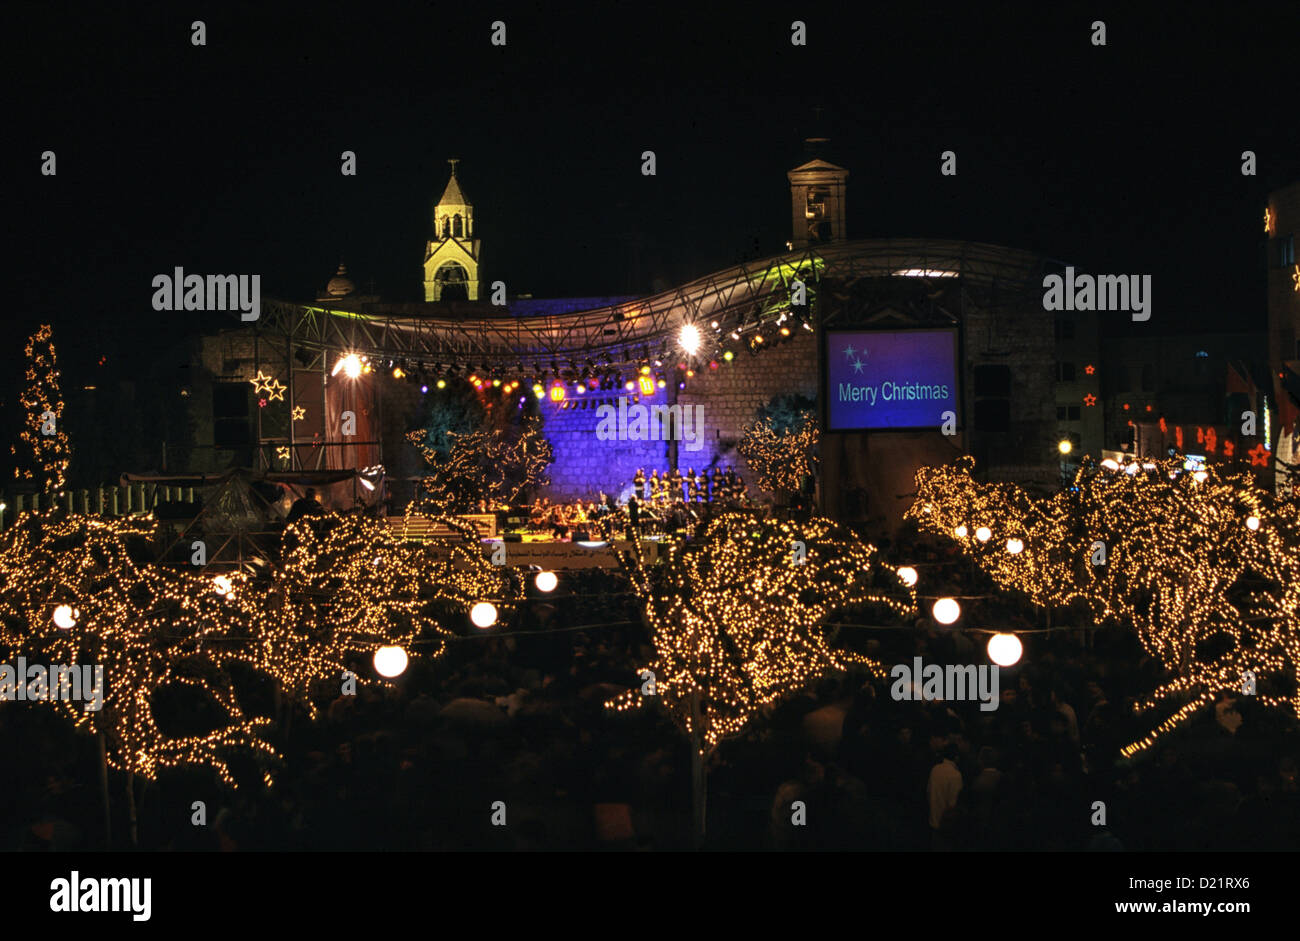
[[927, 743, 964, 850], [287, 486, 323, 523]]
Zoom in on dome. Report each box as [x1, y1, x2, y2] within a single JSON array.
[[325, 263, 355, 297]]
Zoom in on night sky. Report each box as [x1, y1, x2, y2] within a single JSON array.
[[9, 3, 1297, 393]]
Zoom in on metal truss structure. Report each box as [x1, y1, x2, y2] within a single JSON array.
[[254, 239, 1055, 370]]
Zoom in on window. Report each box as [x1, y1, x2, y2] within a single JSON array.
[[212, 383, 250, 448], [453, 214, 463, 238], [1278, 234, 1295, 267], [1057, 405, 1082, 421], [1068, 405, 1081, 421], [1056, 362, 1076, 382], [974, 399, 1011, 432], [974, 364, 1011, 398], [1057, 405, 1067, 420], [973, 365, 1012, 432]]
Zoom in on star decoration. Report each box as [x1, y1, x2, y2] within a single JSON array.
[[1292, 264, 1299, 292], [276, 446, 290, 461], [250, 371, 287, 402], [1083, 394, 1097, 407], [291, 406, 306, 421], [1084, 364, 1095, 375], [1265, 208, 1273, 234], [843, 344, 856, 359], [1248, 442, 1270, 467]]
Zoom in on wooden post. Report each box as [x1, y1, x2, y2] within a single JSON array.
[[98, 732, 112, 848], [111, 488, 120, 516], [126, 770, 139, 846], [690, 690, 707, 849]]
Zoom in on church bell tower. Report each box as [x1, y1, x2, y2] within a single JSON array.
[[423, 159, 482, 301], [788, 140, 849, 250]]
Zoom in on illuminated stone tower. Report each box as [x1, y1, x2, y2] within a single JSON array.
[[788, 140, 849, 249], [423, 159, 481, 301]]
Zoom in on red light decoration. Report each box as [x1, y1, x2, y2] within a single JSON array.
[[1084, 364, 1095, 375], [1248, 443, 1270, 467], [1083, 394, 1097, 407]]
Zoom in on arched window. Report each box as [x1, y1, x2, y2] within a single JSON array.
[[442, 217, 451, 238], [453, 214, 463, 238]]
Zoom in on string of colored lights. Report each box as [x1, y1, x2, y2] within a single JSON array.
[[11, 325, 71, 491], [606, 513, 916, 753], [906, 455, 1300, 756]]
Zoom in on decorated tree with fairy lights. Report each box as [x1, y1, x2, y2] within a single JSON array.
[[0, 513, 279, 843], [607, 513, 915, 843], [737, 410, 819, 497], [243, 512, 517, 718], [12, 324, 72, 491], [906, 455, 1300, 757], [407, 416, 553, 513]]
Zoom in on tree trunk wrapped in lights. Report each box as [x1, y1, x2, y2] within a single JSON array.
[[12, 324, 72, 492], [407, 416, 553, 513], [606, 513, 915, 844], [906, 455, 1300, 757]]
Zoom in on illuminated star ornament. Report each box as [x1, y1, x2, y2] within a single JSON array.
[[291, 406, 306, 421], [1083, 393, 1097, 407], [1249, 442, 1271, 467], [250, 371, 287, 402], [275, 446, 290, 461], [1292, 264, 1300, 292], [1084, 364, 1096, 375], [1265, 207, 1274, 235]]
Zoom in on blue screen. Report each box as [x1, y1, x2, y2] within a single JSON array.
[[826, 330, 959, 430]]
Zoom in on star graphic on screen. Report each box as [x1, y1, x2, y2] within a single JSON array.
[[291, 406, 306, 421], [852, 359, 864, 373], [1083, 394, 1097, 407], [843, 344, 856, 358]]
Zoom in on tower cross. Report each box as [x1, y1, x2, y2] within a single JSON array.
[[448, 158, 460, 175]]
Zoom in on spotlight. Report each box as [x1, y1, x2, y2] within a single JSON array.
[[680, 323, 702, 355], [53, 605, 78, 629], [975, 526, 992, 542], [897, 566, 919, 587], [535, 571, 558, 593]]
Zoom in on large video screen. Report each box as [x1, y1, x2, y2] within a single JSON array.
[[824, 329, 960, 431]]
